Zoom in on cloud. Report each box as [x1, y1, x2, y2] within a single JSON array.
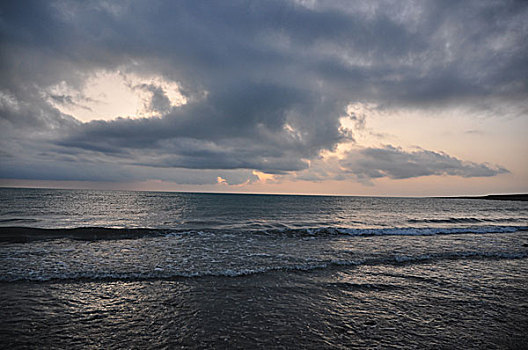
[[340, 145, 509, 183], [0, 0, 525, 185]]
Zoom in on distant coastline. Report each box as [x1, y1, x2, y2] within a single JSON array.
[[440, 194, 528, 201]]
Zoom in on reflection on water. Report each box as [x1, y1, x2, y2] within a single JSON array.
[[1, 188, 527, 348], [2, 258, 527, 348], [1, 188, 527, 230]]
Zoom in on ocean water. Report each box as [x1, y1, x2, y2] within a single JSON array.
[[0, 188, 527, 349]]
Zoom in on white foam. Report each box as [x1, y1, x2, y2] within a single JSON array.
[[2, 250, 526, 283]]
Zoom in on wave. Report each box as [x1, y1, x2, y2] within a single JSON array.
[[0, 218, 40, 224], [1, 225, 527, 243], [0, 227, 165, 243], [1, 250, 527, 283], [265, 225, 528, 237], [407, 217, 525, 224]]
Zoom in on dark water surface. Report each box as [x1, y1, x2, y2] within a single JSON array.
[[0, 188, 527, 348]]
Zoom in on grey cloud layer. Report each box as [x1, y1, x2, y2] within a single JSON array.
[[341, 146, 509, 183], [1, 0, 525, 183]]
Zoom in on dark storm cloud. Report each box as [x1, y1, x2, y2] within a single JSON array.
[[1, 0, 525, 183], [135, 84, 172, 114], [340, 146, 509, 182]]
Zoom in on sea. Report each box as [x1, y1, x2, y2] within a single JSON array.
[[0, 187, 527, 349]]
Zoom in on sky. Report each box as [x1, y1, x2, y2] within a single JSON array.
[[1, 0, 527, 196]]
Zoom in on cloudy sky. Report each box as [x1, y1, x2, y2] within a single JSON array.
[[1, 0, 527, 196]]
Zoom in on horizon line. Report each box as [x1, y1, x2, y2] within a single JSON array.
[[1, 185, 526, 200]]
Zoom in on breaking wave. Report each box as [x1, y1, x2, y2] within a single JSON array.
[[263, 225, 528, 237], [1, 250, 526, 283], [1, 225, 527, 243]]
